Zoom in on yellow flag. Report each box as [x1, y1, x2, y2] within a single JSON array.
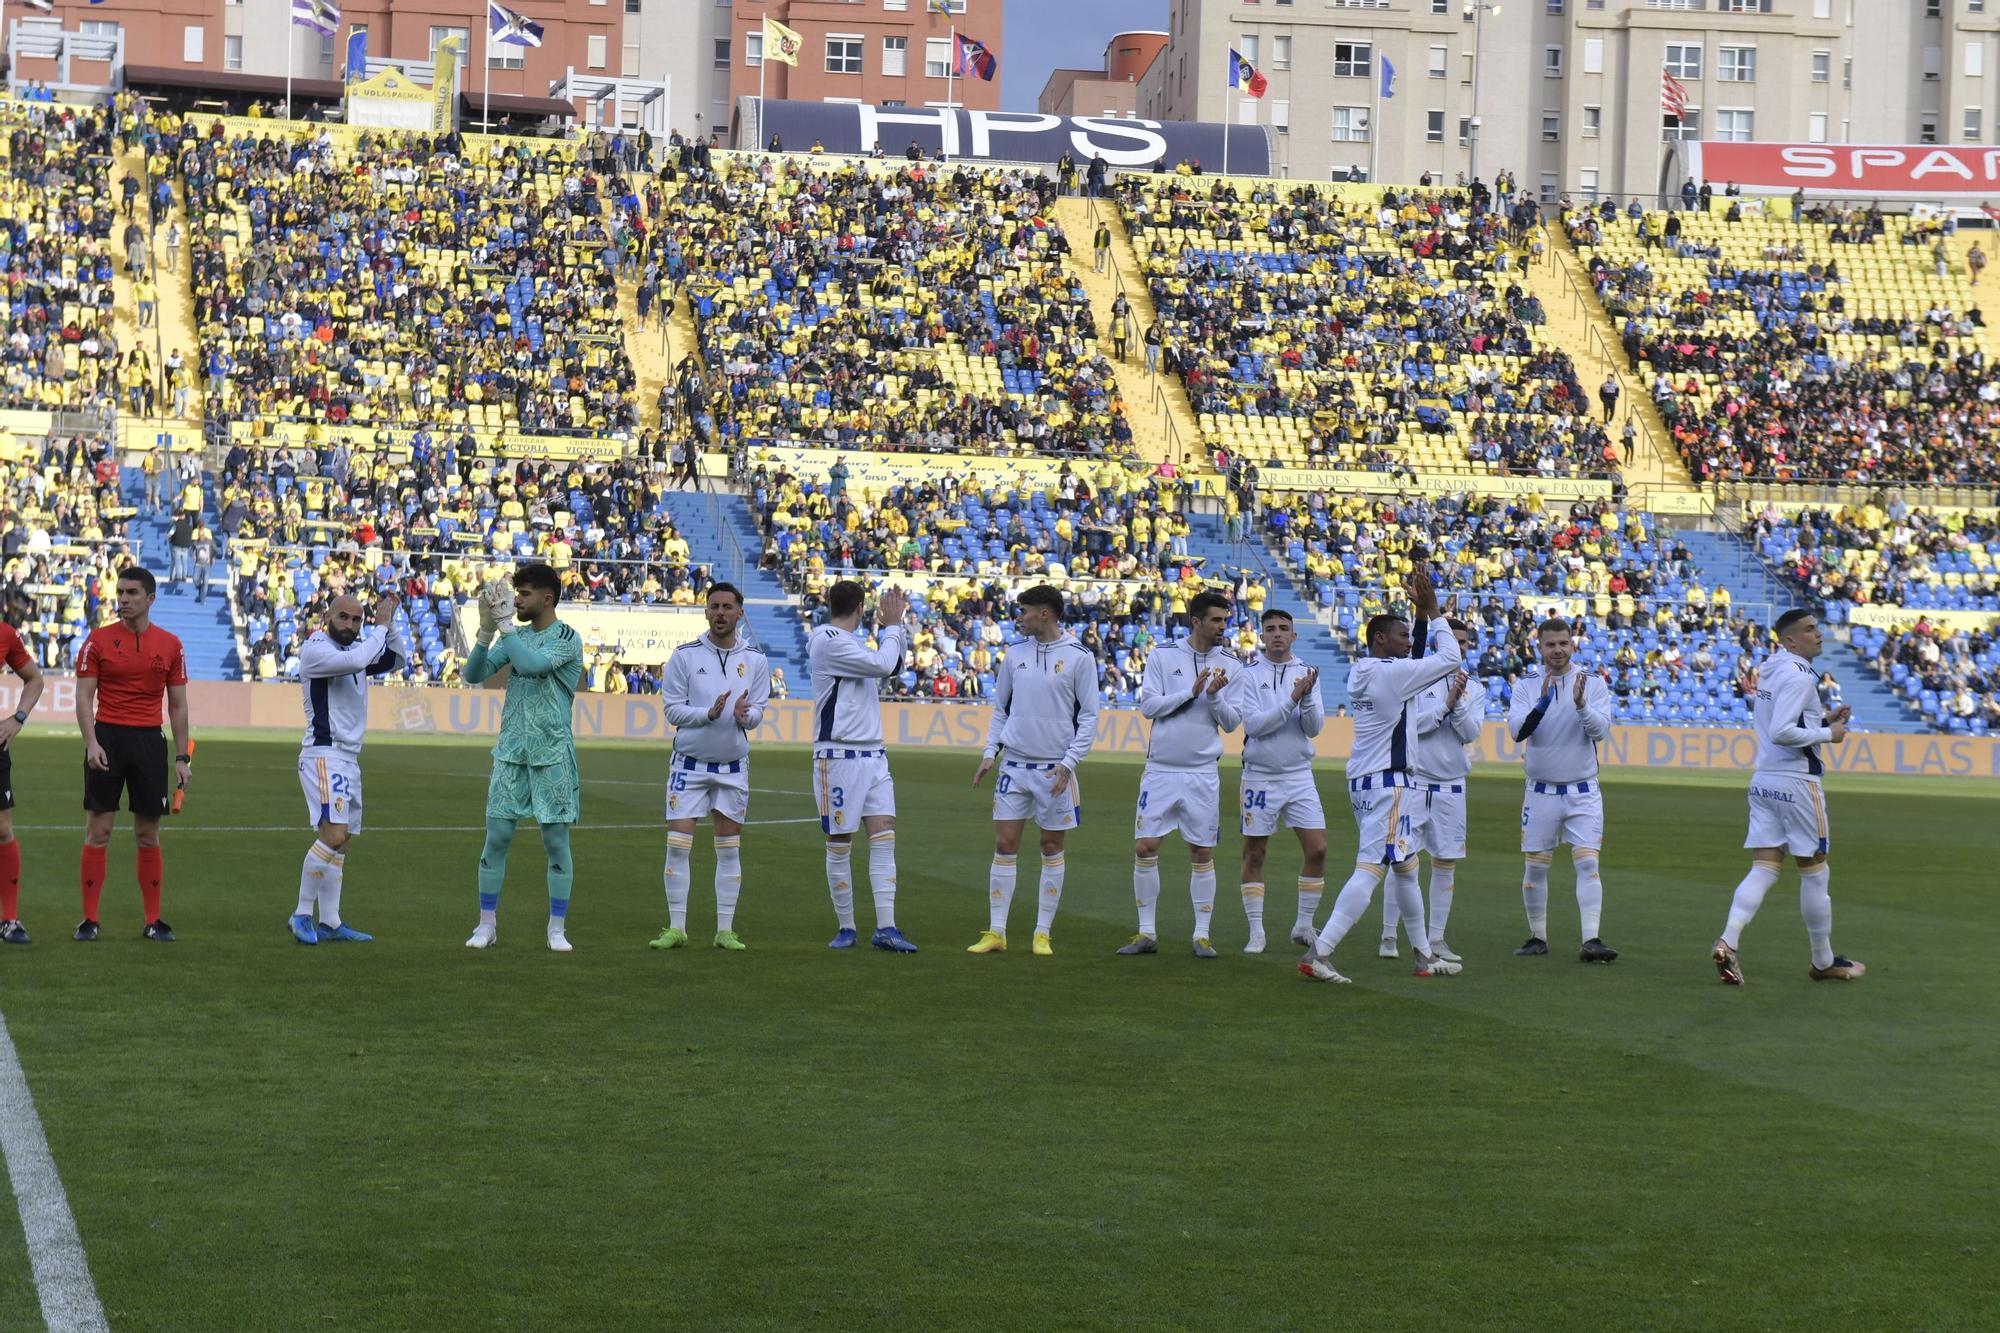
[[763, 17, 803, 67]]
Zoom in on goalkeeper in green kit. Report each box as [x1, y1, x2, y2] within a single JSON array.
[[461, 563, 586, 952]]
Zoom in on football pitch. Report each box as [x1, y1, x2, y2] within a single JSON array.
[[0, 733, 1993, 1331]]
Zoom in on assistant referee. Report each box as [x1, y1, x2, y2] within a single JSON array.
[[74, 566, 191, 942]]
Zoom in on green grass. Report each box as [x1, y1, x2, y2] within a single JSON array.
[[0, 733, 1994, 1331]]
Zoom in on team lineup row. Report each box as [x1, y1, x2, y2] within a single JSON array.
[[4, 565, 1864, 987]]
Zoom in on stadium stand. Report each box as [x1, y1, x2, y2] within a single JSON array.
[[1569, 200, 2000, 486], [1849, 618, 1999, 735], [0, 430, 136, 669]]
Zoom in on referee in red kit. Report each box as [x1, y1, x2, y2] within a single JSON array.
[[74, 566, 191, 941]]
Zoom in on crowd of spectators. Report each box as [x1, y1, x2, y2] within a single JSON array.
[[1854, 619, 1999, 733], [0, 432, 135, 668], [1571, 200, 2000, 485], [653, 156, 1133, 458], [1751, 496, 1997, 619]]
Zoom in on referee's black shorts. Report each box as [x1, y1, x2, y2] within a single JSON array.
[[0, 745, 12, 811], [84, 723, 171, 817]]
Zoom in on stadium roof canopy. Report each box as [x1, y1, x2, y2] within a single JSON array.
[[125, 65, 345, 102]]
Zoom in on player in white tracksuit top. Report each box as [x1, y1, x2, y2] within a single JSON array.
[[806, 579, 917, 952], [1217, 608, 1324, 956], [1710, 609, 1866, 985], [1506, 617, 1618, 963], [1125, 588, 1240, 959], [292, 590, 407, 944], [1381, 615, 1486, 963], [968, 585, 1100, 955], [1300, 570, 1463, 984], [653, 583, 770, 953]]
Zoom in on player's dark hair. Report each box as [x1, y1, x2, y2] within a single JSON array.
[[1774, 608, 1817, 636], [1260, 608, 1293, 626], [1017, 584, 1064, 617], [512, 562, 562, 602], [117, 565, 156, 596], [1535, 617, 1573, 638], [1364, 613, 1405, 647], [706, 582, 743, 607], [1447, 617, 1473, 635], [827, 579, 866, 619], [1189, 590, 1232, 620]]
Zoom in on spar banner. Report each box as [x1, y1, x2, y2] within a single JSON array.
[[745, 100, 1273, 175], [1689, 141, 2000, 199]]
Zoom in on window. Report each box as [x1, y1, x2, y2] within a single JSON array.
[[626, 0, 640, 11], [826, 36, 862, 75], [1240, 36, 1258, 65], [1968, 43, 1985, 78], [1647, 0, 1699, 7], [1579, 168, 1599, 201], [1663, 45, 1701, 81], [883, 36, 906, 77], [1433, 0, 1449, 11], [1333, 43, 1372, 79], [1330, 105, 1371, 141], [1543, 46, 1563, 78], [1925, 47, 1942, 81], [1547, 0, 1564, 10], [1273, 35, 1292, 69], [429, 26, 467, 61], [1813, 0, 1832, 13], [745, 31, 762, 66], [622, 41, 638, 76], [76, 18, 117, 36], [1541, 112, 1560, 141], [224, 34, 242, 70], [930, 0, 965, 10], [1715, 108, 1754, 142], [1967, 107, 1985, 141], [1458, 115, 1472, 145], [1921, 115, 1939, 144], [1663, 106, 1700, 141], [1428, 43, 1447, 78], [1538, 171, 1557, 204], [1719, 47, 1755, 82], [1926, 0, 1941, 14], [1426, 109, 1445, 142], [1811, 51, 1830, 83], [1843, 57, 1852, 88], [588, 34, 607, 69], [1807, 112, 1827, 142], [1272, 99, 1290, 133], [1719, 0, 1772, 10], [1582, 105, 1601, 137], [490, 39, 525, 69], [925, 37, 950, 78], [708, 38, 728, 71], [1583, 38, 1603, 74], [183, 25, 203, 63], [885, 0, 907, 8]]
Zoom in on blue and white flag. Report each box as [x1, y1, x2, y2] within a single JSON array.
[[291, 0, 340, 38], [488, 0, 545, 49], [345, 28, 369, 81], [1380, 56, 1397, 100]]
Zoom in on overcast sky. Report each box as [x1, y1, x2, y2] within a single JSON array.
[[1000, 0, 1165, 111]]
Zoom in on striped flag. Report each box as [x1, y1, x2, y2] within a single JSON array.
[[291, 0, 340, 37], [1661, 69, 1689, 118]]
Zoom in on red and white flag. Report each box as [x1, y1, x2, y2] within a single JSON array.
[[1661, 70, 1689, 118]]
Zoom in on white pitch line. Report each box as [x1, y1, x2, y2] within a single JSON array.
[[0, 1014, 110, 1333]]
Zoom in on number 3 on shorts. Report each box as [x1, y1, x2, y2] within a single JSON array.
[[830, 786, 846, 810]]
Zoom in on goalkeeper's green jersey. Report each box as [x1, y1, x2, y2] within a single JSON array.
[[463, 619, 585, 766]]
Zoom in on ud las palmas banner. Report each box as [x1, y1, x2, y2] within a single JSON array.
[[7, 679, 1992, 780]]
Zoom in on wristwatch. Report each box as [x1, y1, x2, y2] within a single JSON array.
[[9, 710, 25, 725], [177, 752, 193, 765]]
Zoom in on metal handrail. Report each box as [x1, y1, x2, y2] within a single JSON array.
[[1712, 478, 2000, 511]]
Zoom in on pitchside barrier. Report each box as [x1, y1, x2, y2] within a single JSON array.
[[5, 679, 1994, 781]]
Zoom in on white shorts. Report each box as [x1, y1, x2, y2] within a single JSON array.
[[1349, 774, 1425, 866], [1745, 773, 1829, 858], [992, 760, 1082, 831], [1239, 767, 1325, 837], [665, 755, 749, 823], [1135, 765, 1220, 848], [815, 747, 895, 835], [299, 748, 363, 832], [1520, 780, 1604, 854], [1417, 782, 1469, 860]]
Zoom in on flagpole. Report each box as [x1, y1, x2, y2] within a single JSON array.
[[1368, 40, 1381, 186], [1223, 81, 1231, 179], [945, 22, 955, 163], [758, 21, 767, 148], [1655, 67, 1666, 210], [483, 3, 492, 136], [286, 4, 295, 121]]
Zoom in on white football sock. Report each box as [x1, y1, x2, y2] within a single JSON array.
[[317, 848, 345, 929], [1314, 865, 1383, 956], [1132, 854, 1160, 936], [1295, 876, 1323, 931], [713, 834, 742, 932], [298, 840, 335, 918], [1799, 864, 1835, 969], [1573, 851, 1604, 941], [1722, 862, 1780, 948], [825, 841, 856, 930], [868, 830, 897, 929], [1241, 881, 1265, 930], [988, 852, 1018, 934], [1427, 863, 1456, 944], [1391, 862, 1427, 953], [1522, 854, 1552, 939], [663, 831, 693, 930], [1190, 862, 1216, 940], [1380, 871, 1399, 941], [1035, 852, 1065, 934]]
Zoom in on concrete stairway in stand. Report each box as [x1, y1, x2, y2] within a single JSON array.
[[1182, 513, 1350, 708], [119, 469, 239, 679], [656, 490, 807, 689]]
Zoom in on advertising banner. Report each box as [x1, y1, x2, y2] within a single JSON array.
[[1688, 141, 2000, 199], [1255, 468, 1613, 499]]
